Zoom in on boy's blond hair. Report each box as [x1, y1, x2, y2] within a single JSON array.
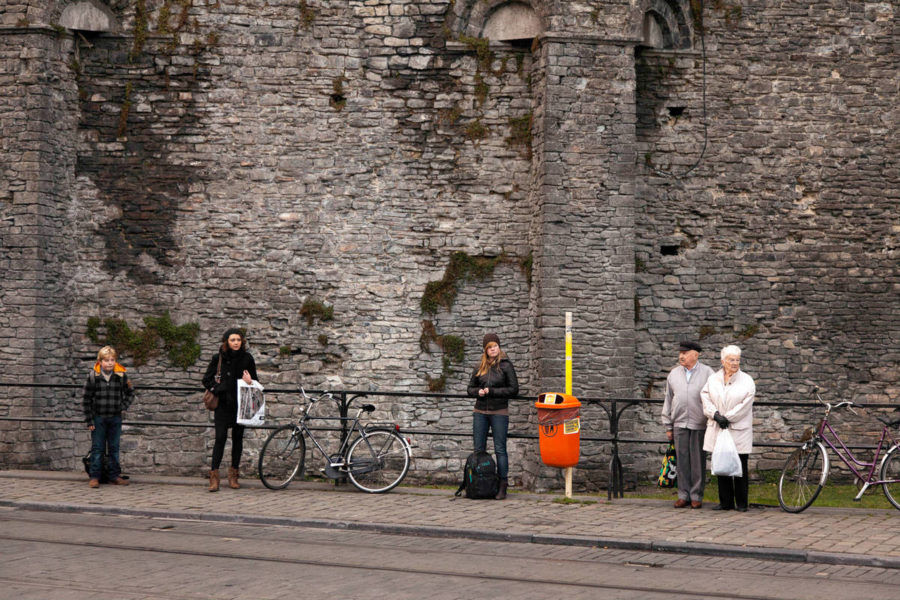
[[97, 346, 118, 361]]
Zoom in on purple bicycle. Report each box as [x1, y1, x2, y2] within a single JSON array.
[[777, 389, 900, 512]]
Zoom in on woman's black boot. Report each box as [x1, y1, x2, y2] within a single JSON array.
[[495, 478, 508, 500]]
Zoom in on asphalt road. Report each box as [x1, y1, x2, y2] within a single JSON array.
[[1, 508, 897, 599]]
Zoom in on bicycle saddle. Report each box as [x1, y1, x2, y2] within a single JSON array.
[[361, 404, 376, 413]]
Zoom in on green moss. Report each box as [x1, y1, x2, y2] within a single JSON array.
[[690, 0, 705, 34], [300, 299, 335, 325], [518, 253, 533, 286], [330, 76, 347, 111], [437, 103, 463, 126], [279, 345, 292, 356], [86, 311, 200, 369], [459, 34, 493, 72], [420, 251, 503, 315], [473, 72, 489, 107], [117, 82, 133, 138], [129, 0, 149, 63], [698, 325, 717, 340], [635, 257, 647, 273], [464, 118, 488, 142], [737, 323, 760, 340], [297, 0, 316, 31], [419, 320, 466, 393], [505, 113, 532, 156]]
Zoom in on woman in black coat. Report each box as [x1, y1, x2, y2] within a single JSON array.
[[202, 328, 258, 492], [466, 332, 519, 499]]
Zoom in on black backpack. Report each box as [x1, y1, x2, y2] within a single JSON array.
[[82, 450, 112, 484], [455, 451, 500, 499]]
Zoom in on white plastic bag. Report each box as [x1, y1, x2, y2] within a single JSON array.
[[236, 379, 265, 426], [711, 428, 742, 477]]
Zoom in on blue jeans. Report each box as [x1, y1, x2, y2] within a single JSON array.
[[90, 415, 122, 480], [472, 412, 509, 479]]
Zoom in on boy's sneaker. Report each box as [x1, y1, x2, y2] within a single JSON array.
[[111, 477, 129, 486], [88, 479, 100, 488]]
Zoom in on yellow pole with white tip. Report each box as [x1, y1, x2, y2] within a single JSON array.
[[564, 312, 573, 498]]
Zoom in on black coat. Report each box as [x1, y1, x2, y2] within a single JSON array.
[[466, 358, 519, 411], [202, 349, 258, 423]]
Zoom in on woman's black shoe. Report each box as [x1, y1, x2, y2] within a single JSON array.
[[711, 504, 732, 511]]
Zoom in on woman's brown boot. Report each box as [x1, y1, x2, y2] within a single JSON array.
[[495, 478, 508, 500], [208, 469, 219, 492], [227, 467, 241, 489]]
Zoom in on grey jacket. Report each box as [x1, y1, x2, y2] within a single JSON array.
[[661, 361, 714, 431]]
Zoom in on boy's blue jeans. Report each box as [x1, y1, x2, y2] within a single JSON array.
[[90, 415, 122, 480], [472, 413, 509, 479]]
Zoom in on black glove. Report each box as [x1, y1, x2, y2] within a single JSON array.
[[713, 411, 730, 429]]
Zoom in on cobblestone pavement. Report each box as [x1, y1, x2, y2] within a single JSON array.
[[1, 470, 898, 568]]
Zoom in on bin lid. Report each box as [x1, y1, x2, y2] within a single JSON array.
[[535, 392, 581, 408]]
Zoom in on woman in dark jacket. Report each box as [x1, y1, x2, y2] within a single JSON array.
[[202, 327, 258, 492], [467, 333, 519, 499]]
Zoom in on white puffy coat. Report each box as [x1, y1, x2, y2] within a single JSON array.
[[701, 369, 756, 454]]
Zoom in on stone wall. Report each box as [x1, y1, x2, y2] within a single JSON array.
[[632, 0, 899, 477], [0, 0, 896, 490], [0, 24, 80, 469]]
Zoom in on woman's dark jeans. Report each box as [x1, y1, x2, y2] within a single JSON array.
[[473, 412, 509, 479]]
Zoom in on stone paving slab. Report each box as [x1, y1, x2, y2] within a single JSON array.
[[1, 470, 899, 568]]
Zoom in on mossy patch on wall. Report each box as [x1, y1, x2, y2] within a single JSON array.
[[506, 112, 533, 157], [86, 311, 200, 369], [420, 251, 504, 315], [420, 320, 466, 392], [300, 298, 335, 325]]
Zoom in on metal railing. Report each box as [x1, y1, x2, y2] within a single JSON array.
[[1, 381, 896, 498]]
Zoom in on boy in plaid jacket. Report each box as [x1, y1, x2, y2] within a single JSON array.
[[83, 346, 134, 487]]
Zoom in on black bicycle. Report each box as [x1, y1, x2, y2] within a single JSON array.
[[258, 388, 412, 493]]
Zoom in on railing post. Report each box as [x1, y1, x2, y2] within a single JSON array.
[[608, 398, 621, 499]]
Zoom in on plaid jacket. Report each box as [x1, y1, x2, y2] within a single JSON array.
[[83, 365, 134, 423]]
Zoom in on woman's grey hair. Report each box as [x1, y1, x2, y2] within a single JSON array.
[[721, 345, 742, 360]]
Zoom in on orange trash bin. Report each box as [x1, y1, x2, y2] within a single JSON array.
[[535, 393, 581, 468]]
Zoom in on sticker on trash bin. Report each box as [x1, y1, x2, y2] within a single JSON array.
[[563, 417, 580, 434]]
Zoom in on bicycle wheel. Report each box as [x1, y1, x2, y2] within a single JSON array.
[[258, 425, 305, 490], [346, 429, 410, 493], [880, 445, 900, 510], [778, 441, 827, 513]]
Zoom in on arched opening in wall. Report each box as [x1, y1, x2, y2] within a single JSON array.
[[638, 0, 692, 50], [642, 11, 673, 49], [481, 2, 542, 47]]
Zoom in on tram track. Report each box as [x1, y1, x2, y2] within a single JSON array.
[[1, 532, 779, 600]]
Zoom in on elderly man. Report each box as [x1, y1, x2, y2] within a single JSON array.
[[662, 341, 714, 508]]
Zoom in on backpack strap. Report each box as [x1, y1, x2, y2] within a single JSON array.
[[454, 479, 466, 497]]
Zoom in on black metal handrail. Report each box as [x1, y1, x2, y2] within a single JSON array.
[[2, 381, 896, 497]]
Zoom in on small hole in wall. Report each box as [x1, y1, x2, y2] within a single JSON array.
[[667, 106, 685, 117], [660, 245, 680, 256], [330, 93, 346, 110]]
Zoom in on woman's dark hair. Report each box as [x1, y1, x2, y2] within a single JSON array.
[[220, 328, 246, 352]]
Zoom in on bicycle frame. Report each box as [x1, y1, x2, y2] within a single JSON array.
[[815, 413, 900, 499], [298, 411, 366, 469]]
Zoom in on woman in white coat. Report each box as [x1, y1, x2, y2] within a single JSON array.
[[701, 345, 756, 511]]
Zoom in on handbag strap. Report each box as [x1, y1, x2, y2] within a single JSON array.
[[215, 353, 222, 384]]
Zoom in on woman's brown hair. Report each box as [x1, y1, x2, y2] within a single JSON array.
[[475, 343, 507, 377]]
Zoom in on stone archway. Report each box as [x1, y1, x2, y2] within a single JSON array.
[[481, 2, 542, 42], [639, 0, 693, 49]]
